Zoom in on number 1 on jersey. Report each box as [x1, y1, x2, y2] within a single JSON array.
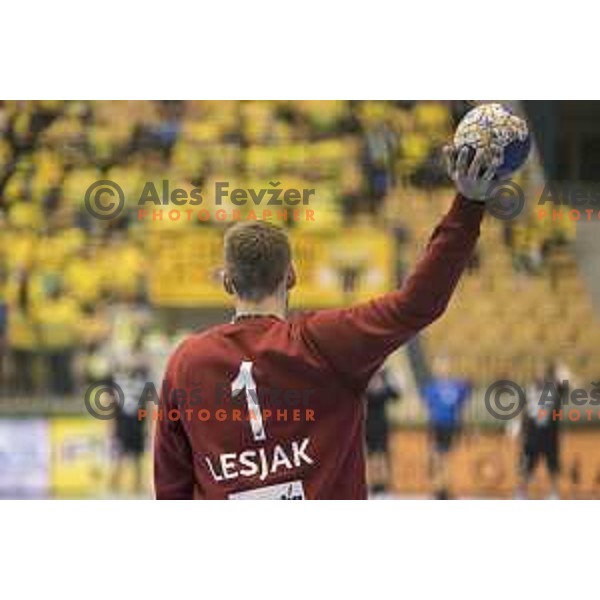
[[231, 361, 266, 442]]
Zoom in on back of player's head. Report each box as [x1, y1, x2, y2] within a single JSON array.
[[223, 221, 292, 302]]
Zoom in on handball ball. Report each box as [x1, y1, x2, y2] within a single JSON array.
[[453, 103, 531, 179]]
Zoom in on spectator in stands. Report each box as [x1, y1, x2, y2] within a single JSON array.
[[361, 119, 397, 211], [422, 356, 471, 499], [64, 242, 103, 306], [153, 101, 183, 158], [7, 267, 37, 395], [36, 282, 81, 396], [81, 302, 112, 390], [0, 235, 7, 394]]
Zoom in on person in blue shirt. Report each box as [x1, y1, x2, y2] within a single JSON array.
[[422, 356, 471, 499]]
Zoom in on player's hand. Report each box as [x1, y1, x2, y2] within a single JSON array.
[[443, 145, 500, 202]]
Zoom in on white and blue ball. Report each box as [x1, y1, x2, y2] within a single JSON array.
[[454, 103, 531, 178]]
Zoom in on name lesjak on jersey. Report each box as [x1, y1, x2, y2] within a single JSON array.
[[201, 437, 314, 483]]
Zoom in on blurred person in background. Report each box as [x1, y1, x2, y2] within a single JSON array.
[[365, 365, 402, 497], [361, 115, 397, 212], [36, 282, 81, 397], [422, 356, 471, 499], [0, 241, 7, 394], [145, 326, 174, 391], [82, 303, 112, 387], [111, 331, 151, 495], [7, 267, 38, 395], [516, 360, 566, 500]]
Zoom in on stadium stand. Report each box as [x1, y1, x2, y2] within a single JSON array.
[[0, 100, 370, 394], [0, 100, 597, 395]]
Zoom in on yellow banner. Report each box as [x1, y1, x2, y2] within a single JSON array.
[[50, 417, 110, 497], [147, 227, 394, 308], [147, 228, 224, 307]]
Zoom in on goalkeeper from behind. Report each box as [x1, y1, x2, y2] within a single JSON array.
[[154, 148, 498, 500]]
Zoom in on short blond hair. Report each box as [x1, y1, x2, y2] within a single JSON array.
[[224, 221, 291, 301]]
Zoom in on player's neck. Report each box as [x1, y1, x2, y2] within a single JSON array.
[[235, 295, 287, 320]]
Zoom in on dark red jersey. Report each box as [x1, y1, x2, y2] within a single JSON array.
[[154, 195, 484, 499]]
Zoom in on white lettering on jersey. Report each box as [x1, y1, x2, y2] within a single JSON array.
[[231, 361, 266, 442], [203, 437, 313, 483]]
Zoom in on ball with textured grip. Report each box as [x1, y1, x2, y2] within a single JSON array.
[[453, 103, 531, 178]]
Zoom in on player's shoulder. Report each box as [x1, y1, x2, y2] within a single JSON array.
[[167, 313, 317, 366], [169, 323, 234, 359], [290, 309, 317, 322]]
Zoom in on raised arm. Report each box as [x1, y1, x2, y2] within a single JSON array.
[[300, 148, 494, 390]]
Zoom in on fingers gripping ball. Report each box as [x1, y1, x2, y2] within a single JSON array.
[[453, 103, 531, 179]]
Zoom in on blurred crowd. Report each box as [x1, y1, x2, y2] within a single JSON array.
[[0, 100, 585, 397], [0, 100, 458, 397]]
